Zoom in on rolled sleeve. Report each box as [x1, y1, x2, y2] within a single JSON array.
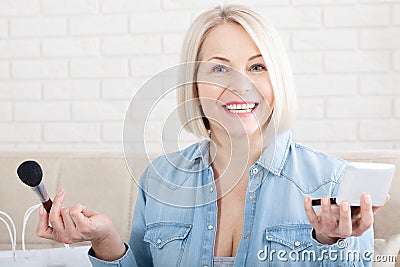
[[88, 243, 137, 267]]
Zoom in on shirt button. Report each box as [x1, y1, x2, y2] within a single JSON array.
[[294, 241, 301, 247], [203, 265, 208, 267], [209, 186, 214, 192], [249, 195, 256, 201], [252, 168, 259, 175], [244, 234, 250, 239], [156, 238, 162, 244], [207, 225, 214, 230]]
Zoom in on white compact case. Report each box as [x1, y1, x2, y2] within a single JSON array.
[[336, 162, 395, 206]]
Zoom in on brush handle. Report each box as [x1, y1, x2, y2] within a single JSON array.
[[42, 198, 53, 213]]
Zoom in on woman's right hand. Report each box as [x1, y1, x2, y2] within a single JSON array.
[[37, 189, 126, 261]]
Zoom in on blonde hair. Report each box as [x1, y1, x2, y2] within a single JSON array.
[[177, 4, 297, 138]]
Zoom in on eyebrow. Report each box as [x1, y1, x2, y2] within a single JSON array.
[[207, 54, 262, 62]]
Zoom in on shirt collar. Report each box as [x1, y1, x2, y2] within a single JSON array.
[[256, 130, 291, 176], [189, 131, 291, 176]]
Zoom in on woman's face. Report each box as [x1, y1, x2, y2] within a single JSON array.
[[196, 22, 274, 138]]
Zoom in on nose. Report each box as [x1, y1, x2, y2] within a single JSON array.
[[228, 71, 253, 95]]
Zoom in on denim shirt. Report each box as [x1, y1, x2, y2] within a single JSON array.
[[89, 131, 374, 267]]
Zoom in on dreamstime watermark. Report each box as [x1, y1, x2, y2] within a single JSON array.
[[373, 254, 397, 263], [256, 241, 375, 263]]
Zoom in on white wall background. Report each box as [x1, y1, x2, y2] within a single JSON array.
[[0, 0, 399, 154]]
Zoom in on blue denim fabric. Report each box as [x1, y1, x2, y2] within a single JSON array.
[[89, 131, 374, 267]]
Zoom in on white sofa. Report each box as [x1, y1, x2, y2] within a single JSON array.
[[0, 151, 399, 266]]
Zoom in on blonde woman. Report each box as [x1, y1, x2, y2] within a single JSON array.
[[37, 5, 385, 266]]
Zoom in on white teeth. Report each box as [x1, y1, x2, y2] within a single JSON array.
[[226, 103, 256, 110], [229, 109, 252, 114]]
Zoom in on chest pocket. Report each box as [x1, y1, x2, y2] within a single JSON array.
[[144, 222, 192, 267], [265, 224, 313, 251]]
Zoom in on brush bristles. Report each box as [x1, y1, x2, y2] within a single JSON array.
[[17, 160, 43, 187]]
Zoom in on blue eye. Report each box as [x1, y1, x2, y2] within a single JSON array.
[[212, 65, 228, 73], [250, 64, 266, 72]]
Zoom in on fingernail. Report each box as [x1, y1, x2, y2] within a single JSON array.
[[39, 205, 44, 216], [365, 194, 371, 205], [323, 197, 329, 206], [342, 202, 349, 212]]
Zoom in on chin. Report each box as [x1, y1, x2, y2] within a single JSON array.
[[226, 125, 261, 139]]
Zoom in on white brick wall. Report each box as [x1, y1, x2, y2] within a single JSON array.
[[10, 18, 67, 37], [0, 0, 399, 153], [0, 62, 10, 79]]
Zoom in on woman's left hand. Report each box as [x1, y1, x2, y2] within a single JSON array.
[[304, 194, 390, 244]]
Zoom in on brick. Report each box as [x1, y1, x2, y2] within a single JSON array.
[[71, 101, 128, 121], [0, 19, 7, 37], [293, 0, 357, 4], [162, 0, 227, 9], [394, 5, 400, 25], [101, 79, 143, 99], [10, 18, 67, 37], [259, 7, 321, 28], [0, 103, 12, 121], [130, 55, 179, 77], [395, 52, 400, 72], [162, 0, 289, 10], [70, 58, 129, 78], [361, 0, 400, 2], [0, 81, 41, 100], [360, 74, 400, 95], [0, 62, 9, 79], [69, 15, 128, 35], [124, 96, 176, 120], [101, 35, 161, 56], [360, 28, 400, 49], [162, 33, 185, 54], [15, 102, 70, 121], [324, 6, 389, 27], [102, 122, 123, 141], [0, 40, 40, 58], [325, 142, 395, 151], [295, 75, 357, 96], [130, 12, 191, 33], [101, 0, 160, 13], [0, 0, 40, 16], [42, 38, 99, 57], [44, 123, 101, 142], [277, 31, 291, 51], [326, 97, 392, 118], [123, 119, 163, 142], [324, 52, 391, 73], [296, 98, 324, 119], [0, 123, 41, 142], [42, 0, 99, 15], [293, 30, 357, 50], [360, 120, 400, 141], [43, 80, 100, 100], [395, 97, 400, 116], [292, 120, 357, 141], [12, 60, 68, 79], [287, 52, 323, 74]]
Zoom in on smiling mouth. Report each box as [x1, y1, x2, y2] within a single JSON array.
[[223, 102, 258, 114]]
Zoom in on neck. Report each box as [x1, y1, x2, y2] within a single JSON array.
[[209, 128, 264, 178]]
